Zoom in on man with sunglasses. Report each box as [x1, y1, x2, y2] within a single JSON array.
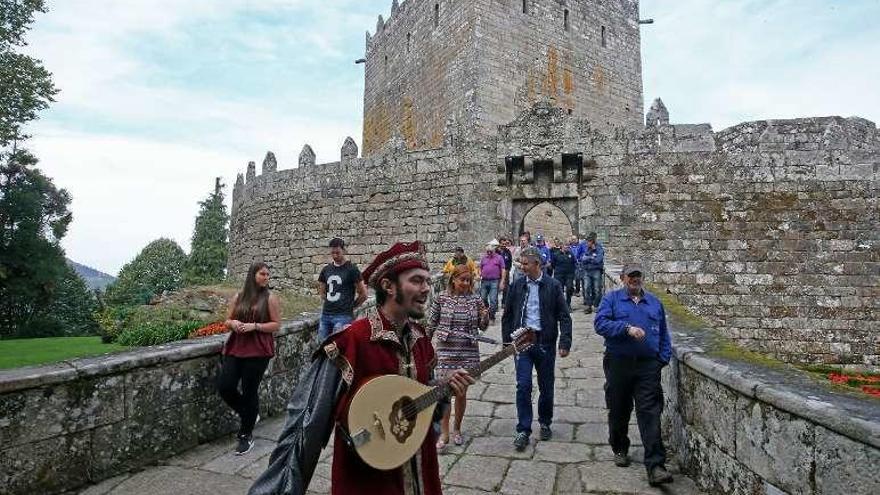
[[594, 263, 674, 487]]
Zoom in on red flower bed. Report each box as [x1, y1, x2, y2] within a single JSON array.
[[189, 322, 229, 338], [826, 371, 880, 398]]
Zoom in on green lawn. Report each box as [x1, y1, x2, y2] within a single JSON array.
[[0, 336, 127, 369]]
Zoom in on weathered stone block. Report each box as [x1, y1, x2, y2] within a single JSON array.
[[735, 398, 815, 495], [0, 431, 90, 495], [814, 426, 880, 495], [0, 374, 124, 447], [677, 366, 737, 455], [124, 357, 217, 415], [682, 428, 762, 495]]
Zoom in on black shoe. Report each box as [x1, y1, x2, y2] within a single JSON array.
[[539, 424, 552, 441], [513, 432, 530, 451], [234, 434, 254, 455], [648, 465, 673, 486], [613, 451, 631, 467]]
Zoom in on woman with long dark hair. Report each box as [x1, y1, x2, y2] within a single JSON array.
[[219, 262, 281, 455]]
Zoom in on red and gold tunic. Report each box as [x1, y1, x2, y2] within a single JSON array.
[[324, 308, 440, 495]]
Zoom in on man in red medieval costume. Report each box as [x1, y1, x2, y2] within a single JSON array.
[[249, 241, 474, 495]]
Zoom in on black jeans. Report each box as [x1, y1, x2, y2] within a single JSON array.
[[554, 274, 575, 307], [603, 354, 667, 471], [217, 355, 271, 437]]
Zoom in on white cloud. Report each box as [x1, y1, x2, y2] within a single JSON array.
[[641, 0, 880, 129], [17, 0, 879, 274]]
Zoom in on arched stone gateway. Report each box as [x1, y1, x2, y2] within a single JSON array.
[[514, 199, 577, 242]]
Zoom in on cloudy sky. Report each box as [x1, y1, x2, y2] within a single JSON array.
[[21, 0, 880, 275]]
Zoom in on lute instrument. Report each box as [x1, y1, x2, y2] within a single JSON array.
[[344, 328, 535, 470]]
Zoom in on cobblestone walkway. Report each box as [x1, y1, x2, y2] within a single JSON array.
[[81, 293, 704, 494]]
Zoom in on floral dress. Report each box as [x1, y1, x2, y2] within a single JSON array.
[[428, 293, 489, 380]]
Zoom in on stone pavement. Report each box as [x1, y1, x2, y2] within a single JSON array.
[[79, 299, 704, 495]]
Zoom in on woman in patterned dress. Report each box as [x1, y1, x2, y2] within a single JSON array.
[[428, 264, 489, 449]]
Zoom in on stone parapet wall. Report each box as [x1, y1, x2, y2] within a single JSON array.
[[662, 328, 880, 495], [0, 318, 319, 495]]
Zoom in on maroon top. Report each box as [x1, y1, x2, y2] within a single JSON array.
[[223, 297, 275, 358]]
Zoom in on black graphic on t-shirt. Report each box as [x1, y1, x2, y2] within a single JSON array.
[[318, 261, 361, 315]]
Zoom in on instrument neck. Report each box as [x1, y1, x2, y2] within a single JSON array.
[[411, 344, 516, 413]]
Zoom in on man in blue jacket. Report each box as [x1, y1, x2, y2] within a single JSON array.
[[594, 263, 673, 487], [502, 247, 572, 451], [580, 232, 604, 314]]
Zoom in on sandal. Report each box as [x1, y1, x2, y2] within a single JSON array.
[[436, 435, 449, 451], [452, 431, 464, 446]]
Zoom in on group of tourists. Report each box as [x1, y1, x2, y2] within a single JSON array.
[[216, 234, 675, 494]]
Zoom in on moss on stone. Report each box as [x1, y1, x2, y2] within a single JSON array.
[[645, 283, 707, 330], [647, 283, 784, 368]]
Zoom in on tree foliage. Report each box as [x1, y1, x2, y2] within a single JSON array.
[[0, 0, 89, 338], [105, 238, 187, 306], [0, 151, 81, 337], [1, 0, 58, 149], [184, 178, 229, 285]]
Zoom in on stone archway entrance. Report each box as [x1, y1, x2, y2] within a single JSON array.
[[512, 199, 578, 243]]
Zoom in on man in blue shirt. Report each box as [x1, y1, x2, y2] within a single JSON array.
[[502, 247, 572, 451], [580, 232, 605, 314], [594, 263, 673, 487], [534, 234, 552, 277]]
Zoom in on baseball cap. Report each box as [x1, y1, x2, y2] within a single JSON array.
[[621, 263, 644, 276]]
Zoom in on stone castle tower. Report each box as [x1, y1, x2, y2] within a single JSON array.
[[362, 0, 644, 155]]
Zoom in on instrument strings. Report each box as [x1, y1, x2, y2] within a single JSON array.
[[400, 345, 516, 419]]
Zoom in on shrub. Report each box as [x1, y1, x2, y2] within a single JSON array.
[[104, 238, 187, 306], [115, 320, 204, 347], [94, 305, 135, 343]]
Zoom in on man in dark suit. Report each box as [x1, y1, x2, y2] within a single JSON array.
[[502, 247, 573, 451]]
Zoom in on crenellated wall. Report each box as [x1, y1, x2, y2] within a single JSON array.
[[229, 102, 879, 367]]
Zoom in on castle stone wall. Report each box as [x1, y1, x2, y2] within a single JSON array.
[[474, 0, 643, 135], [614, 117, 880, 366], [230, 107, 879, 366], [362, 0, 479, 155], [361, 0, 643, 156]]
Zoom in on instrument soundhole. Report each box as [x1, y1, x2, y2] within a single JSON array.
[[389, 396, 416, 443]]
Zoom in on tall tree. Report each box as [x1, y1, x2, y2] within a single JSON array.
[[184, 178, 229, 285], [0, 1, 94, 338]]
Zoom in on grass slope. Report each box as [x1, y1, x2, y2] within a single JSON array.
[[0, 337, 126, 369]]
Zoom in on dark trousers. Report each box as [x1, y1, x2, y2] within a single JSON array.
[[514, 343, 557, 435], [554, 274, 575, 307], [603, 354, 667, 471], [217, 355, 271, 436]]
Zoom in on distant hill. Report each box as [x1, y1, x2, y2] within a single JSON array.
[[67, 259, 116, 291]]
